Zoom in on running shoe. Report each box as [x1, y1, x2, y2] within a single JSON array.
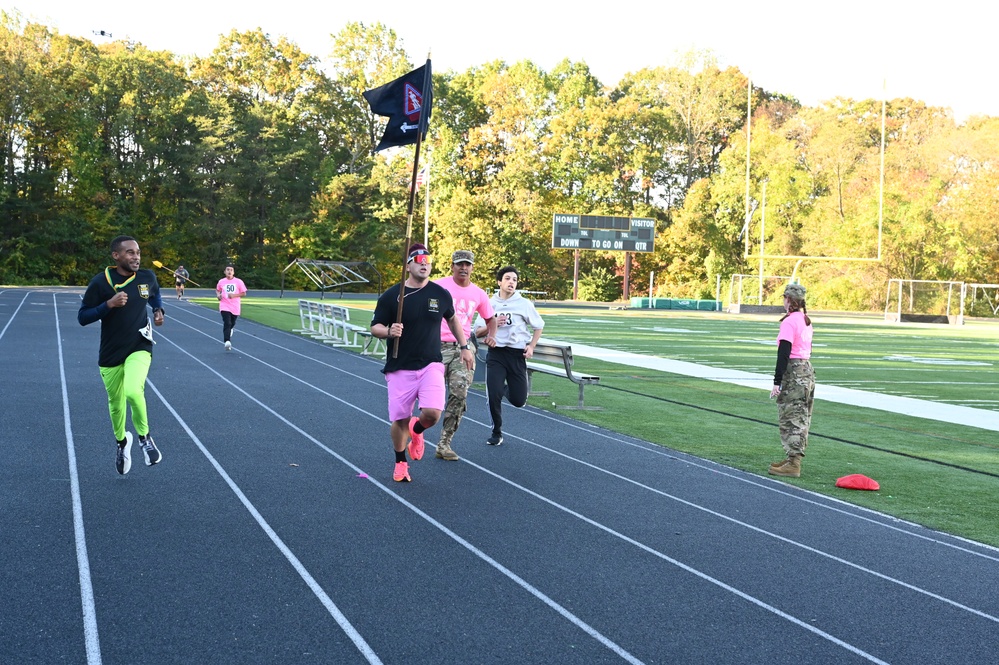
[[225, 341, 232, 351], [407, 417, 424, 460], [393, 461, 411, 482], [116, 432, 133, 475], [140, 435, 162, 466], [486, 433, 503, 446]]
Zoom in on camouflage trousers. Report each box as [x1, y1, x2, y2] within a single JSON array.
[[776, 359, 815, 457], [439, 344, 474, 448]]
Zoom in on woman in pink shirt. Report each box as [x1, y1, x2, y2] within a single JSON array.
[[768, 282, 814, 478], [216, 265, 247, 351]]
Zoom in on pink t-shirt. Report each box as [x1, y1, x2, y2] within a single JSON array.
[[777, 311, 813, 359], [434, 276, 494, 343], [216, 277, 247, 316]]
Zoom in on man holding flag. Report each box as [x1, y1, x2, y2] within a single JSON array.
[[366, 61, 454, 482], [369, 244, 473, 483]]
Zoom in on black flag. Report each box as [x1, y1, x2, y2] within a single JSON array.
[[363, 61, 433, 152]]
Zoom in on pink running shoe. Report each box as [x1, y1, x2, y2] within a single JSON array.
[[393, 461, 411, 482], [407, 417, 425, 461]]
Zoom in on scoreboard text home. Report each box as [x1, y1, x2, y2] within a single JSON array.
[[551, 214, 656, 253]]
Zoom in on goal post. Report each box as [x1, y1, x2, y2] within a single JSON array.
[[884, 279, 964, 324], [962, 283, 999, 319]]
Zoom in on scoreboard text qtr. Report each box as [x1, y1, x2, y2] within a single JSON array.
[[551, 214, 656, 253]]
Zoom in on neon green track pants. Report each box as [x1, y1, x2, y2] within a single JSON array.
[[99, 350, 151, 442]]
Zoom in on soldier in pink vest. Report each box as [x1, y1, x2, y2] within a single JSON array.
[[768, 282, 815, 478]]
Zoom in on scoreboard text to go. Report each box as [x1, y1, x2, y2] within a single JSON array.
[[551, 214, 656, 253]]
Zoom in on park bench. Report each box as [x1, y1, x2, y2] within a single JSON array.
[[525, 339, 601, 410]]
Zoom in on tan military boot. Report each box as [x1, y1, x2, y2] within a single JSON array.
[[435, 444, 460, 461], [769, 455, 801, 477], [768, 457, 790, 471]]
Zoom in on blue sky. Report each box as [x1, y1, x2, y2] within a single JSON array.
[[7, 0, 994, 122]]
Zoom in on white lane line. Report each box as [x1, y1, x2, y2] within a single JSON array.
[[54, 294, 103, 665], [144, 380, 384, 665], [0, 292, 30, 342], [154, 319, 645, 664]]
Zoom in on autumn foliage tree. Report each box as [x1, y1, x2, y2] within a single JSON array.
[[2, 14, 998, 311]]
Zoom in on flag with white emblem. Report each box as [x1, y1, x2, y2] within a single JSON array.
[[363, 61, 433, 152]]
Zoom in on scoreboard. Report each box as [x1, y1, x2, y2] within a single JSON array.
[[551, 214, 656, 253]]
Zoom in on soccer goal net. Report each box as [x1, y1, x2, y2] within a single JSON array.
[[884, 279, 964, 324], [963, 283, 999, 319]]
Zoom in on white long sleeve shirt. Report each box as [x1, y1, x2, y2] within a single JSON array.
[[490, 291, 544, 348]]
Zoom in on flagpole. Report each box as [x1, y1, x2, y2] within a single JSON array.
[[393, 56, 432, 358], [423, 152, 431, 246]]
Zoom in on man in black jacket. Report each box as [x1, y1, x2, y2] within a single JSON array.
[[79, 235, 165, 475]]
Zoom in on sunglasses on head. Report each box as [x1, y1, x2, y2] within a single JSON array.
[[408, 253, 430, 264]]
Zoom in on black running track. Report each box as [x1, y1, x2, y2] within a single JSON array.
[[2, 287, 998, 665]]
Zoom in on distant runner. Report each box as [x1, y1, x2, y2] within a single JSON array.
[[175, 265, 190, 300]]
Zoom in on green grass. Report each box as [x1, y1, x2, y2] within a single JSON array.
[[193, 297, 999, 548], [534, 309, 999, 410]]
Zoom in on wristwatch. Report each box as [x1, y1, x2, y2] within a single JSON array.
[[460, 343, 470, 350]]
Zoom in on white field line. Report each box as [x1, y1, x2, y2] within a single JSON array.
[[564, 342, 999, 432]]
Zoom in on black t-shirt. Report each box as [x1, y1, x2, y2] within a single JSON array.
[[371, 282, 455, 374], [79, 267, 163, 367]]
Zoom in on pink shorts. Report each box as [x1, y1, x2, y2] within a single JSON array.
[[385, 363, 446, 422]]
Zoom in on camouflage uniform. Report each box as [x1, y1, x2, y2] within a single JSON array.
[[776, 359, 814, 457], [438, 343, 473, 455]]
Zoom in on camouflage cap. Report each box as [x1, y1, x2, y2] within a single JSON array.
[[452, 250, 475, 264], [784, 283, 807, 300]]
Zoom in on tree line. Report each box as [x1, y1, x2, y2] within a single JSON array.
[[3, 12, 997, 309]]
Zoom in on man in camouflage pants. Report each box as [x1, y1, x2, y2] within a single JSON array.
[[434, 250, 497, 461]]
